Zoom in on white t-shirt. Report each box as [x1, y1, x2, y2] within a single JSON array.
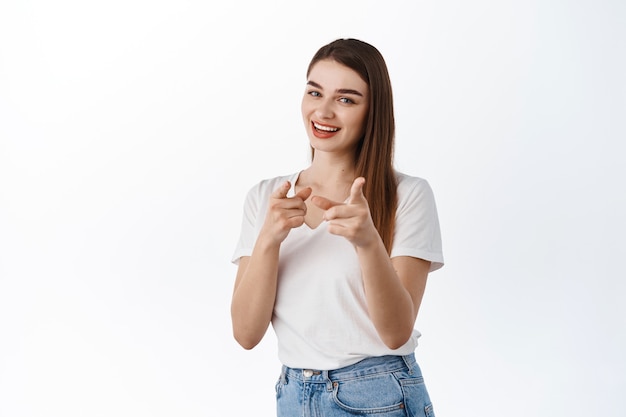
[[232, 171, 444, 370]]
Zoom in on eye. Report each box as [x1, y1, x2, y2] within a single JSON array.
[[338, 97, 355, 104], [308, 90, 321, 97]]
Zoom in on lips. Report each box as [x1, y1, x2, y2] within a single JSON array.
[[312, 121, 340, 138]]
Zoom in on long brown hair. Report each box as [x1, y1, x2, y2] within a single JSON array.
[[307, 38, 398, 253]]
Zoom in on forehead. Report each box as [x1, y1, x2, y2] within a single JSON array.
[[307, 59, 368, 92]]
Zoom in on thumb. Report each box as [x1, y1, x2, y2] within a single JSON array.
[[347, 177, 367, 204], [271, 181, 291, 199]]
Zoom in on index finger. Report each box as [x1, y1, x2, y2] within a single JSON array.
[[271, 181, 291, 199], [295, 186, 313, 201], [311, 195, 342, 211], [347, 177, 366, 204]]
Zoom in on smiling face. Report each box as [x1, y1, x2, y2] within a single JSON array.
[[301, 59, 370, 158]]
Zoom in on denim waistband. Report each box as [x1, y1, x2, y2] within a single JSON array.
[[281, 353, 417, 383]]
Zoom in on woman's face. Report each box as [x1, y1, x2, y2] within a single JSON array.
[[301, 59, 369, 157]]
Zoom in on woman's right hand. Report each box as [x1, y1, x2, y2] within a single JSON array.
[[261, 181, 312, 244], [232, 181, 311, 349]]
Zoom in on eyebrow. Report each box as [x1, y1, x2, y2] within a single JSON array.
[[307, 80, 364, 97]]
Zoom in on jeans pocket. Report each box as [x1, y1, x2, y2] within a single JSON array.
[[399, 377, 434, 417], [332, 374, 406, 414]]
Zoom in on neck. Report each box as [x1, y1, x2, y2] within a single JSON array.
[[304, 151, 356, 187]]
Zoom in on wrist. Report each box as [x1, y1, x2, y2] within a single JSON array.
[[256, 228, 284, 250], [355, 229, 384, 253]]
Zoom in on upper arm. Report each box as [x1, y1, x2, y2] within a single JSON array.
[[392, 176, 444, 272], [232, 256, 251, 294], [391, 256, 431, 320]]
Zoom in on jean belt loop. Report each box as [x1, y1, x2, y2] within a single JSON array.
[[280, 365, 288, 384], [323, 370, 332, 391], [401, 354, 414, 375]]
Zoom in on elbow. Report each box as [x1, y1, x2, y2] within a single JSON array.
[[231, 306, 265, 350], [231, 308, 270, 350], [383, 339, 409, 351], [235, 339, 258, 350], [381, 330, 413, 350], [232, 328, 262, 350]]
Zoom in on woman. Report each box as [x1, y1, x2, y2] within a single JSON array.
[[231, 38, 444, 416]]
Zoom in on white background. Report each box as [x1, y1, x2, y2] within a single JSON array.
[[1, 1, 625, 416]]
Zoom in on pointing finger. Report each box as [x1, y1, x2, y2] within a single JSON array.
[[311, 195, 341, 211], [295, 186, 313, 201], [347, 177, 366, 204], [271, 181, 291, 199]]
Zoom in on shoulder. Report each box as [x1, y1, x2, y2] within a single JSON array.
[[395, 171, 430, 189], [395, 171, 434, 203], [245, 173, 298, 200]]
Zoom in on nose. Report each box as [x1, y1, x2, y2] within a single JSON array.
[[315, 98, 334, 119]]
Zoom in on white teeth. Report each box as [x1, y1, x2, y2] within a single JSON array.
[[314, 122, 339, 132]]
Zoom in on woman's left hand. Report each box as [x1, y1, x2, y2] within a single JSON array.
[[311, 177, 379, 248]]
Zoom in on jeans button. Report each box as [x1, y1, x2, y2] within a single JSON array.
[[303, 370, 313, 377]]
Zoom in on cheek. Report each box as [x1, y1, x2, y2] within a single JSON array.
[[301, 99, 311, 119], [355, 109, 369, 134], [301, 101, 312, 129]]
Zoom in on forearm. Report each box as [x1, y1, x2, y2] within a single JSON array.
[[231, 236, 281, 349], [356, 238, 417, 349], [231, 183, 312, 349]]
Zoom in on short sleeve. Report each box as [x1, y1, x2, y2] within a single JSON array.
[[390, 174, 444, 272], [230, 174, 295, 265], [231, 184, 261, 265]]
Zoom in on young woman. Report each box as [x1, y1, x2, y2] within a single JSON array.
[[231, 38, 444, 417]]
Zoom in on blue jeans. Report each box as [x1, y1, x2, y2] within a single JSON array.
[[276, 354, 435, 417]]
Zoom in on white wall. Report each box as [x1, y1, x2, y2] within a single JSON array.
[[1, 1, 624, 416]]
